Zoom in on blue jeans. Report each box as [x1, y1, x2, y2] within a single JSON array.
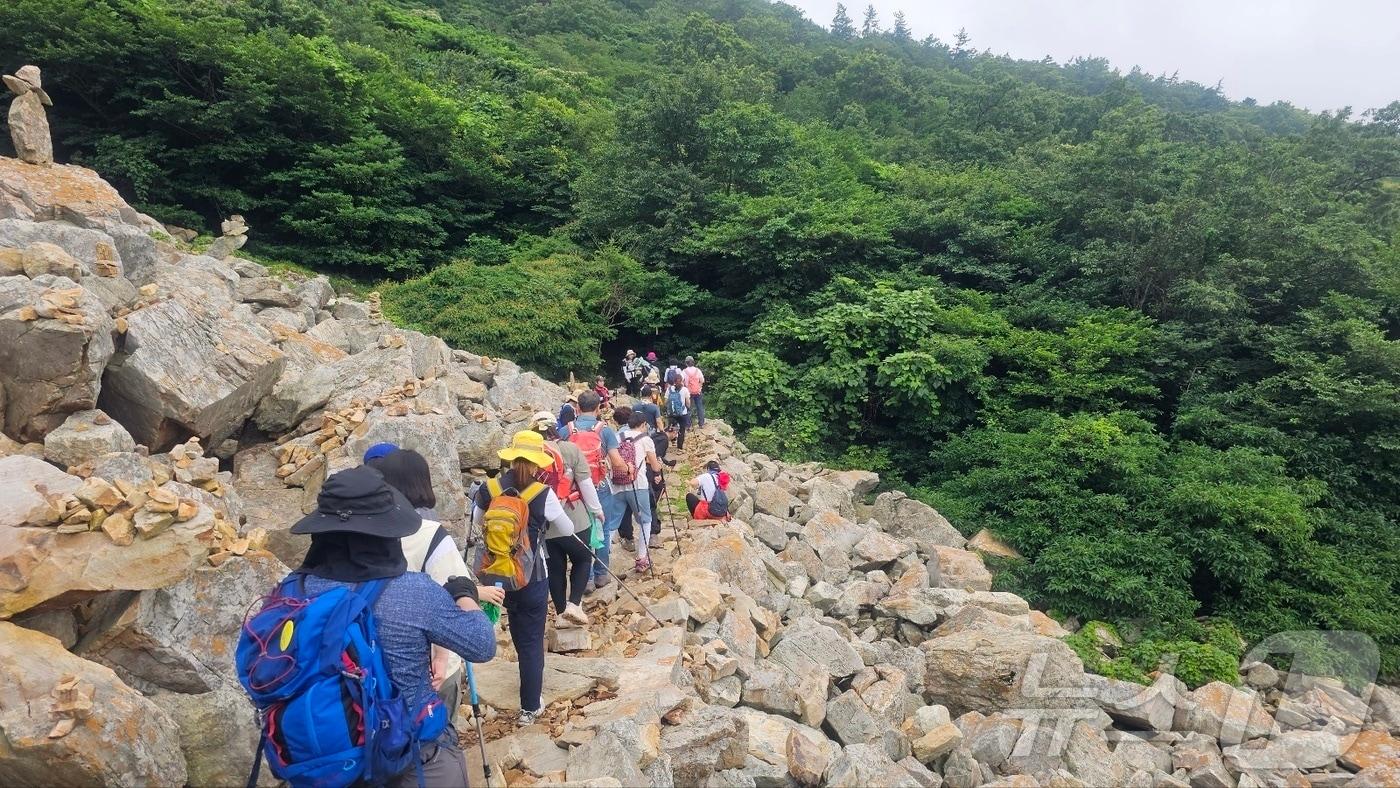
[[592, 485, 614, 581], [604, 484, 653, 562], [692, 393, 705, 426], [504, 575, 548, 712]]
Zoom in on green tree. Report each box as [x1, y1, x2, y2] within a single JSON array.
[[831, 3, 855, 41]]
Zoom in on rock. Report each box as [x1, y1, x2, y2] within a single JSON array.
[[742, 662, 825, 727], [770, 616, 864, 681], [1085, 672, 1179, 731], [1171, 732, 1231, 788], [706, 675, 743, 707], [677, 566, 725, 624], [486, 370, 567, 418], [294, 277, 335, 310], [231, 445, 313, 566], [472, 658, 597, 712], [662, 705, 749, 785], [897, 755, 943, 788], [1370, 683, 1400, 734], [549, 624, 593, 653], [754, 481, 801, 519], [956, 712, 1021, 772], [42, 409, 136, 468], [942, 746, 983, 788], [100, 296, 284, 449], [1, 479, 214, 618], [0, 621, 187, 786], [967, 529, 1021, 559], [0, 453, 81, 528], [872, 491, 966, 550], [6, 86, 53, 166], [150, 681, 273, 787], [1243, 662, 1279, 690], [236, 277, 298, 307], [801, 477, 856, 521], [1173, 682, 1275, 745], [342, 412, 471, 521], [78, 554, 288, 694], [931, 605, 1032, 638], [0, 157, 151, 230], [567, 725, 647, 785], [1063, 720, 1128, 787], [1029, 610, 1070, 638], [920, 629, 1090, 717], [787, 727, 832, 787], [826, 743, 914, 787], [1339, 728, 1400, 772], [805, 510, 868, 563], [912, 722, 963, 764], [0, 276, 115, 440], [1223, 729, 1343, 772], [251, 358, 342, 434], [854, 530, 912, 570], [1115, 737, 1172, 774], [927, 546, 993, 592], [21, 242, 82, 279], [750, 513, 790, 552], [909, 704, 953, 737], [826, 689, 883, 747], [821, 469, 881, 496]]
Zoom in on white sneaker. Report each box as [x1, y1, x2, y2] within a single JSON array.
[[518, 708, 541, 726], [561, 602, 591, 627]]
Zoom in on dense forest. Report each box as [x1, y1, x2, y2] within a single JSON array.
[[3, 0, 1397, 679]]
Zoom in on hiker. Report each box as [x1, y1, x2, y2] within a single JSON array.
[[559, 391, 626, 590], [593, 375, 611, 409], [664, 358, 683, 388], [643, 351, 662, 387], [239, 465, 497, 787], [472, 430, 577, 726], [620, 410, 674, 552], [608, 410, 665, 571], [557, 400, 576, 433], [665, 378, 692, 450], [635, 384, 662, 431], [687, 460, 732, 521], [528, 411, 604, 629], [364, 445, 507, 725], [621, 349, 647, 397], [683, 355, 706, 427]]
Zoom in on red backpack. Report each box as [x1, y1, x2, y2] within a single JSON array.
[[567, 421, 608, 486], [537, 443, 580, 505]]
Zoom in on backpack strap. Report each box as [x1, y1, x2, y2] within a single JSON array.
[[486, 477, 503, 499], [422, 526, 450, 573], [519, 481, 548, 503]]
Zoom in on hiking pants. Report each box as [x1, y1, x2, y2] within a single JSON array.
[[692, 393, 705, 427], [592, 486, 614, 582], [504, 576, 548, 713], [391, 731, 468, 788], [606, 485, 652, 561], [672, 413, 690, 449], [546, 533, 592, 613]]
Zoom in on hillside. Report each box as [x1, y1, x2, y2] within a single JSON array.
[[3, 0, 1399, 679], [2, 145, 1400, 786]]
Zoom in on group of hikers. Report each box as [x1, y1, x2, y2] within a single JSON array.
[[236, 353, 729, 787]]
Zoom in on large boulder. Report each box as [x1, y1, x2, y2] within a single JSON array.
[[342, 411, 470, 522], [0, 621, 187, 787], [920, 629, 1090, 717], [927, 546, 993, 591], [0, 275, 115, 440], [1173, 681, 1275, 745], [42, 409, 135, 469], [230, 444, 315, 566], [100, 296, 284, 449], [251, 330, 347, 433], [0, 157, 154, 231], [871, 491, 966, 551], [825, 743, 915, 787], [661, 704, 749, 784], [485, 369, 566, 419], [1, 473, 215, 618], [770, 616, 864, 681], [0, 453, 81, 529]]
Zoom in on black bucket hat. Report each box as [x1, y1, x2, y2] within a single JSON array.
[[290, 465, 421, 537]]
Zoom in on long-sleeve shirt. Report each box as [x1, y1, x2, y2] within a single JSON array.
[[301, 572, 495, 743]]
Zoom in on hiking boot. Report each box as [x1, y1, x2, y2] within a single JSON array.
[[561, 603, 591, 627], [593, 574, 611, 589], [621, 537, 635, 552], [634, 556, 652, 573], [583, 577, 596, 595], [648, 535, 662, 550]]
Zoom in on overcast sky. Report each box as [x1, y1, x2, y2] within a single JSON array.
[[783, 0, 1399, 113]]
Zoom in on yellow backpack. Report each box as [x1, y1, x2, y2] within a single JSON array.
[[474, 478, 546, 591]]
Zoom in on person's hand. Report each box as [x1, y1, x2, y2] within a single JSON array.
[[430, 647, 449, 691], [478, 584, 506, 607], [443, 575, 478, 603]]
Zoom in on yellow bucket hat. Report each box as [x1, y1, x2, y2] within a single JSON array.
[[498, 429, 553, 468]]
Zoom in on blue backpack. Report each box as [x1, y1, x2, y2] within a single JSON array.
[[236, 572, 446, 788], [666, 387, 686, 417]]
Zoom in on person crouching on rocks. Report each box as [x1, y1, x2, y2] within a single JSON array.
[[290, 465, 497, 785], [527, 412, 604, 630], [686, 460, 732, 521], [364, 443, 507, 727], [472, 430, 577, 726]]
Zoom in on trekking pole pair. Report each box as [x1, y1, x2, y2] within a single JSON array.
[[658, 467, 683, 557]]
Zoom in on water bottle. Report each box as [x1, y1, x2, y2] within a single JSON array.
[[480, 581, 504, 624]]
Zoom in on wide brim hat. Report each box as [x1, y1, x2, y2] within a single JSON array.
[[498, 429, 553, 468], [290, 465, 421, 537], [530, 410, 556, 430]]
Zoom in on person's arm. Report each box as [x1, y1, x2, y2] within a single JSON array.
[[541, 488, 575, 534], [644, 438, 663, 473], [419, 579, 497, 664]]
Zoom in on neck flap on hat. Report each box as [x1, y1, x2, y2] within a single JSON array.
[[299, 532, 407, 582]]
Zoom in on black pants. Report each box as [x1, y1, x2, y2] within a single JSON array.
[[671, 413, 690, 449], [686, 493, 702, 517], [504, 576, 547, 712], [546, 534, 592, 612]]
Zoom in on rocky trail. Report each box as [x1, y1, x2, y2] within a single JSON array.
[[1, 144, 1399, 788]]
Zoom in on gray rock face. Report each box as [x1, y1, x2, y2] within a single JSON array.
[[6, 88, 53, 166], [0, 276, 115, 440], [237, 277, 298, 307], [1062, 720, 1128, 786], [872, 491, 966, 551], [920, 629, 1090, 717], [342, 411, 470, 522], [1084, 672, 1179, 731], [770, 616, 864, 681], [826, 743, 915, 787], [99, 296, 284, 449], [661, 705, 749, 785], [43, 409, 135, 468]]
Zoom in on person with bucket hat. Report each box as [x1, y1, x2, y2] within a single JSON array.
[[472, 430, 576, 726], [258, 465, 497, 786], [527, 412, 603, 628]]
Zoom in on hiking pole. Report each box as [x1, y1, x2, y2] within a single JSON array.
[[465, 662, 491, 788], [570, 531, 666, 627], [659, 467, 683, 557]]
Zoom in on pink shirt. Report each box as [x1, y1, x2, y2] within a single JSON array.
[[683, 366, 704, 395]]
